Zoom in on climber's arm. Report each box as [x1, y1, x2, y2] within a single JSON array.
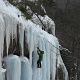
[[37, 50, 39, 55], [37, 47, 44, 56], [37, 47, 41, 51], [37, 47, 40, 55]]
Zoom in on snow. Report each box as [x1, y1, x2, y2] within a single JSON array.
[[0, 0, 68, 80], [31, 14, 55, 35]]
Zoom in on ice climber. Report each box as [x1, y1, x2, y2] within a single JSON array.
[[37, 47, 44, 68]]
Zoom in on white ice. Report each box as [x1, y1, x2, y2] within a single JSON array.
[[20, 56, 32, 80], [3, 54, 21, 80]]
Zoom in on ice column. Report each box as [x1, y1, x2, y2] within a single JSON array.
[[20, 57, 32, 80], [41, 38, 47, 80], [45, 41, 50, 80], [50, 38, 57, 80], [4, 55, 21, 80], [19, 23, 24, 56], [3, 14, 11, 55], [32, 30, 38, 80], [19, 21, 32, 80], [28, 27, 34, 65]]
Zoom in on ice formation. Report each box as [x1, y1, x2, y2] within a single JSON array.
[[2, 68, 6, 80], [4, 54, 21, 80], [20, 56, 32, 80], [0, 0, 68, 80], [0, 57, 2, 80]]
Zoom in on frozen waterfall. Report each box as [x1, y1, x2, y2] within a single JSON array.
[[0, 0, 68, 80]]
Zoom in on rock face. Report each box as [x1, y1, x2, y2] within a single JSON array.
[[0, 0, 68, 80]]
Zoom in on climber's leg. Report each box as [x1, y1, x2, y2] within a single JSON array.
[[39, 60, 41, 68], [37, 60, 39, 68], [37, 60, 42, 68], [40, 61, 41, 68]]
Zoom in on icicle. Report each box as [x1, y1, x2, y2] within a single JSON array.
[[13, 18, 17, 42], [25, 21, 35, 65], [0, 13, 5, 80], [19, 23, 24, 56], [0, 13, 5, 57], [3, 14, 11, 56]]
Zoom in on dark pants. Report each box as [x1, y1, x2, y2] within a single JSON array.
[[37, 59, 41, 68]]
